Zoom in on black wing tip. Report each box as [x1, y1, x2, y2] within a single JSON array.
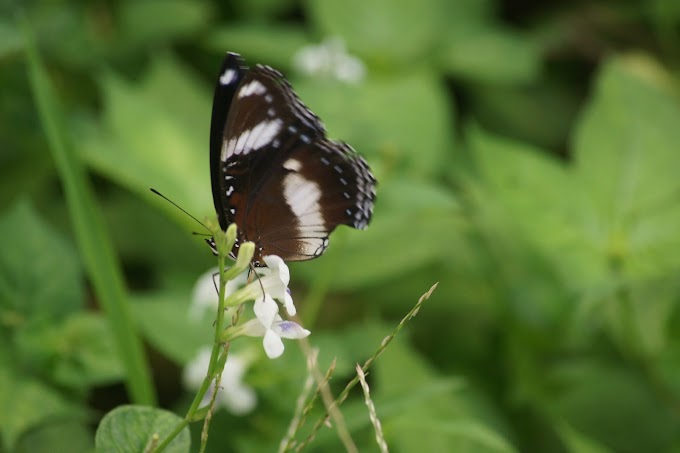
[[219, 52, 248, 79], [224, 51, 244, 64]]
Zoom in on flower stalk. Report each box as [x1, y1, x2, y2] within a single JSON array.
[[155, 222, 310, 451], [154, 224, 249, 452]]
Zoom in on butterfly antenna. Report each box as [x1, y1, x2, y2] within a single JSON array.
[[150, 188, 210, 232], [249, 262, 266, 297]]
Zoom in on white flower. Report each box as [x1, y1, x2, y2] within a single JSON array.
[[241, 311, 311, 359], [190, 267, 248, 319], [182, 346, 257, 415], [293, 37, 366, 84], [193, 255, 308, 359], [259, 255, 296, 316], [228, 255, 297, 316]]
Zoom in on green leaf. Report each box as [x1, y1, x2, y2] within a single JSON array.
[[373, 340, 517, 453], [467, 80, 581, 150], [15, 419, 94, 453], [0, 369, 81, 451], [298, 178, 461, 290], [51, 312, 126, 388], [439, 26, 541, 84], [573, 55, 680, 280], [295, 71, 453, 178], [131, 294, 213, 365], [305, 0, 443, 64], [95, 405, 190, 453], [555, 421, 614, 453], [120, 0, 213, 45], [311, 320, 392, 376], [468, 124, 607, 289], [545, 360, 678, 452], [230, 0, 297, 20], [78, 54, 213, 229], [112, 55, 214, 227], [0, 19, 22, 57], [14, 311, 124, 391], [203, 24, 309, 70], [0, 201, 82, 322]]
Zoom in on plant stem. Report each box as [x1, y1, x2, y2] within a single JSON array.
[[154, 250, 232, 452]]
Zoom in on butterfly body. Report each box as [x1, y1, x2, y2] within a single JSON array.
[[209, 53, 376, 266]]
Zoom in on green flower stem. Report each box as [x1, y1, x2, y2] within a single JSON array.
[[154, 230, 252, 452]]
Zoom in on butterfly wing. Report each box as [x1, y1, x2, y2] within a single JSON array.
[[211, 55, 376, 265], [210, 52, 249, 232]]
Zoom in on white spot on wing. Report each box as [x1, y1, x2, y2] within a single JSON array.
[[238, 80, 266, 98], [283, 173, 325, 255], [221, 138, 236, 161], [283, 158, 302, 172], [220, 68, 236, 85], [234, 130, 249, 156], [222, 120, 282, 160], [245, 119, 282, 152]]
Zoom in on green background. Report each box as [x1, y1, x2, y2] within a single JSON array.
[[3, 0, 680, 451]]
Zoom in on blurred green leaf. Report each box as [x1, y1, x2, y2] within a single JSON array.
[[467, 79, 581, 150], [15, 419, 94, 453], [132, 294, 213, 365], [439, 27, 541, 84], [374, 340, 517, 453], [295, 71, 454, 178], [555, 421, 614, 453], [0, 201, 82, 322], [0, 20, 22, 57], [0, 368, 82, 451], [51, 312, 125, 388], [120, 0, 213, 45], [305, 0, 443, 65], [468, 124, 606, 290], [545, 360, 678, 452], [13, 311, 124, 392], [78, 54, 213, 227], [95, 405, 190, 453], [312, 320, 392, 376], [574, 55, 680, 281], [230, 0, 297, 20], [299, 178, 461, 290], [204, 24, 309, 70]]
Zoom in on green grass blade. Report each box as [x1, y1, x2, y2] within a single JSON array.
[[21, 16, 156, 405]]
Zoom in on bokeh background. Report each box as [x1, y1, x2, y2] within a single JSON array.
[[3, 0, 680, 451]]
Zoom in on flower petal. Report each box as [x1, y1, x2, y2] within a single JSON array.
[[240, 319, 267, 337], [182, 346, 212, 389], [263, 329, 285, 359], [191, 267, 249, 317], [219, 383, 257, 415], [263, 255, 290, 287], [190, 269, 219, 318], [283, 289, 296, 316], [253, 294, 278, 328], [272, 320, 311, 340]]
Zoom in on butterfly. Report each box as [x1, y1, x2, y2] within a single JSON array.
[[207, 52, 376, 267]]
